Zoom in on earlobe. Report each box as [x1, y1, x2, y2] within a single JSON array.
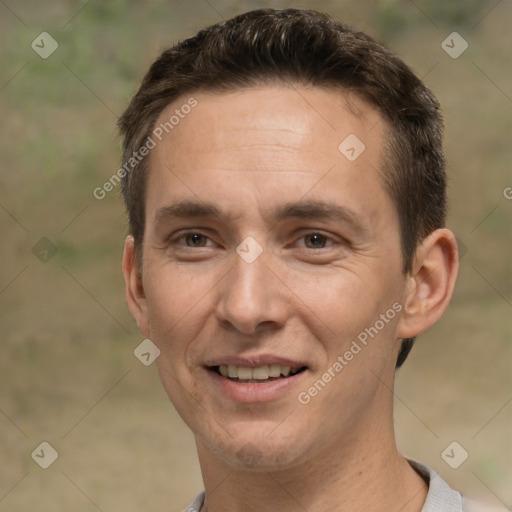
[[122, 236, 151, 338], [397, 228, 459, 339]]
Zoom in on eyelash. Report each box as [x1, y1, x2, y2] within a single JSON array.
[[169, 231, 336, 249]]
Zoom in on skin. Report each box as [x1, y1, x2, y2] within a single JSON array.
[[122, 85, 459, 512]]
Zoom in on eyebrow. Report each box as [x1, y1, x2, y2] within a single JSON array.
[[153, 199, 367, 231], [154, 201, 224, 225]]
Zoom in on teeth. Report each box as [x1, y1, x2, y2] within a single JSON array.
[[217, 364, 302, 380], [237, 367, 253, 380], [269, 364, 281, 377], [252, 366, 270, 380]]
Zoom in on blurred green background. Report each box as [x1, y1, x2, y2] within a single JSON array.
[[1, 1, 510, 510]]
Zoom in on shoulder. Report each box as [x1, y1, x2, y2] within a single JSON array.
[[408, 459, 507, 512], [408, 459, 462, 511]]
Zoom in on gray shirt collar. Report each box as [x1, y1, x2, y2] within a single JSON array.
[[408, 459, 462, 512]]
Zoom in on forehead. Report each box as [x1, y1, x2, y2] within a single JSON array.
[[155, 85, 385, 165], [145, 85, 392, 225]]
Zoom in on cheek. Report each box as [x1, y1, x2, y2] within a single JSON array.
[[282, 264, 383, 336], [144, 266, 213, 416], [143, 264, 213, 349], [284, 262, 403, 377], [146, 255, 207, 302]]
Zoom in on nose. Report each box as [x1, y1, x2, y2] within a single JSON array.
[[215, 251, 289, 336]]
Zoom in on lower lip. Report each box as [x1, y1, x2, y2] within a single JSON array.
[[206, 368, 308, 403]]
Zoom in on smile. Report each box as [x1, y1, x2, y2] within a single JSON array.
[[213, 364, 306, 383]]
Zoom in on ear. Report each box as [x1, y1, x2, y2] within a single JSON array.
[[122, 235, 151, 338], [397, 228, 459, 339]]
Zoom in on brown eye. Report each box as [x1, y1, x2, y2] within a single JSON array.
[[304, 233, 329, 249], [184, 233, 208, 247]]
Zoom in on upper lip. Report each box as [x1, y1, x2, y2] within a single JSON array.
[[204, 354, 308, 369]]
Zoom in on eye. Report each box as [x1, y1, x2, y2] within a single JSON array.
[[172, 232, 214, 248], [297, 233, 333, 249], [184, 233, 208, 247]]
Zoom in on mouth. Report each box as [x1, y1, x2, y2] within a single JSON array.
[[209, 364, 308, 384]]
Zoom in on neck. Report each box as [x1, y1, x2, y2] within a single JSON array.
[[195, 402, 427, 512]]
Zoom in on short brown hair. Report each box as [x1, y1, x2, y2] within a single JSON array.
[[118, 8, 447, 367]]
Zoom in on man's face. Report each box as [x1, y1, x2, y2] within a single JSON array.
[[137, 86, 408, 469]]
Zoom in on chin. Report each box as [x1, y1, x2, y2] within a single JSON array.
[[204, 427, 312, 472]]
